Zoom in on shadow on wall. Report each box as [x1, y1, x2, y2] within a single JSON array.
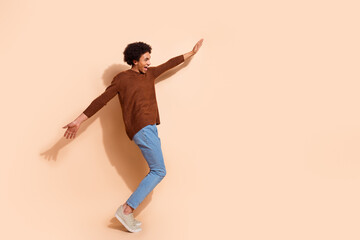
[[40, 55, 190, 231]]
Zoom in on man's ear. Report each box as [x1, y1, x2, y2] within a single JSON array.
[[132, 59, 138, 66]]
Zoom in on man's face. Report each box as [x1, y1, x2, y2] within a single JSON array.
[[133, 52, 151, 73]]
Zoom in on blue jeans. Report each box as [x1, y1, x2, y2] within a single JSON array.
[[126, 124, 166, 210]]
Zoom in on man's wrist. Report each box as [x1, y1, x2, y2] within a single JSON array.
[[184, 51, 195, 60], [74, 119, 82, 125], [75, 113, 88, 125]]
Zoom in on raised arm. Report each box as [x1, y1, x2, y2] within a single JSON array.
[[151, 39, 204, 79], [151, 55, 185, 79]]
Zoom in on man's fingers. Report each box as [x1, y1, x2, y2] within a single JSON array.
[[64, 130, 75, 139], [193, 39, 203, 53]]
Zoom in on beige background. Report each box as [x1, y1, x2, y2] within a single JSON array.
[[1, 0, 360, 239]]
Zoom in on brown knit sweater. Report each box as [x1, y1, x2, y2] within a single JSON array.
[[83, 54, 185, 140]]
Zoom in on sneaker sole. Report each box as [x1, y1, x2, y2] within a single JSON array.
[[115, 213, 142, 233]]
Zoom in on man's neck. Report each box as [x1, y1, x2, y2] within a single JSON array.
[[131, 66, 140, 73], [130, 66, 145, 74]]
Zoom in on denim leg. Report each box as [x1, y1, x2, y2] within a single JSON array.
[[126, 124, 166, 210]]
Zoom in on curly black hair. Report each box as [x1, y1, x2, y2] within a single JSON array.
[[123, 42, 152, 66]]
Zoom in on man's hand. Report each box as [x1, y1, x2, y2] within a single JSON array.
[[184, 38, 204, 60], [63, 121, 80, 139], [192, 38, 204, 54], [63, 113, 88, 139]]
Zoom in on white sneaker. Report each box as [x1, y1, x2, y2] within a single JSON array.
[[115, 205, 142, 233]]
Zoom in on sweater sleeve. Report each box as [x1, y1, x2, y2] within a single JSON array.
[[83, 77, 120, 118], [150, 54, 184, 79]]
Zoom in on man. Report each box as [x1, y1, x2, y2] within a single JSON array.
[[63, 39, 204, 232]]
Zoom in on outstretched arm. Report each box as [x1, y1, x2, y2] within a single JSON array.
[[151, 39, 204, 78], [183, 38, 204, 61], [63, 77, 120, 139]]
